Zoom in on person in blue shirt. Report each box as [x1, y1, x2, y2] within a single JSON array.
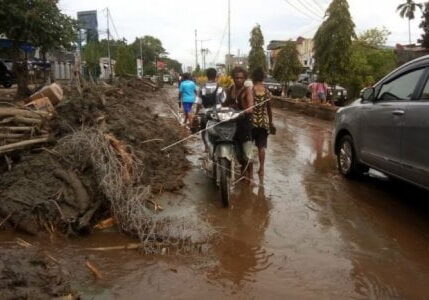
[[179, 73, 197, 126]]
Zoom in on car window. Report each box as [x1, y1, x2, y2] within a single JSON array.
[[419, 76, 429, 100], [377, 69, 424, 101]]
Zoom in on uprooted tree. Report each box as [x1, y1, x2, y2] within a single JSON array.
[[0, 0, 77, 98]]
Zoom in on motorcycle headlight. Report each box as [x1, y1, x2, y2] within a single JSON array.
[[217, 112, 233, 122]]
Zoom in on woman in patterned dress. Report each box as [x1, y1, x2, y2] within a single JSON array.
[[251, 68, 275, 178]]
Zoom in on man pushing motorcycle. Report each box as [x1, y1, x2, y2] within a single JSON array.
[[222, 66, 254, 183]]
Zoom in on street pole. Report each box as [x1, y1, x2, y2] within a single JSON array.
[[106, 8, 113, 82], [139, 38, 143, 77], [228, 0, 231, 72], [195, 29, 198, 71]]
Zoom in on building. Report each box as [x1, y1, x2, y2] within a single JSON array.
[[77, 10, 99, 44], [394, 44, 429, 66], [225, 54, 249, 70], [267, 37, 315, 72], [296, 37, 314, 71]]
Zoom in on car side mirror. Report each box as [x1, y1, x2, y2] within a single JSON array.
[[361, 87, 375, 101]]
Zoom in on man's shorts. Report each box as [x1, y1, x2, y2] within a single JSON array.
[[183, 102, 194, 114], [252, 127, 268, 148]]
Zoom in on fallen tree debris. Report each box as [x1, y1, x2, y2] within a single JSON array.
[[85, 259, 103, 279], [85, 243, 141, 251], [0, 78, 192, 248]]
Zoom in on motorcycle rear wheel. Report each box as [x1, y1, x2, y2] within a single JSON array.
[[219, 158, 230, 207]]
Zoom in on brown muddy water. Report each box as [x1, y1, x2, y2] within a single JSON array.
[[2, 108, 429, 299]]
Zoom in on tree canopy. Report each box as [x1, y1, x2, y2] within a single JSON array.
[[397, 0, 422, 20], [346, 28, 397, 98], [0, 0, 77, 52], [248, 24, 267, 75], [0, 0, 77, 96], [273, 41, 302, 84], [358, 27, 391, 48], [397, 0, 423, 44], [313, 0, 356, 86], [419, 2, 429, 48]]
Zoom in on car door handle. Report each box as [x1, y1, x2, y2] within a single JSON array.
[[392, 110, 405, 116]]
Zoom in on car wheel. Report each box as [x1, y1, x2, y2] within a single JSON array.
[[337, 135, 368, 178]]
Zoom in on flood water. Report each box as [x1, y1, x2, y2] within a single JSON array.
[[2, 106, 429, 299]]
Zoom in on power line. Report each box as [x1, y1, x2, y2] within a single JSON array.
[[310, 0, 326, 11], [282, 0, 322, 21], [296, 0, 324, 19], [212, 21, 229, 65], [107, 9, 120, 40]]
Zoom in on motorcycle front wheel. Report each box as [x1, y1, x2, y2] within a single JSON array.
[[219, 158, 230, 207]]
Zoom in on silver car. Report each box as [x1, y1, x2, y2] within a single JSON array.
[[333, 55, 429, 191]]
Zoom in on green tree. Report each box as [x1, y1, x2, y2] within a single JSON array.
[[273, 41, 302, 85], [358, 27, 391, 48], [0, 0, 77, 97], [163, 57, 183, 74], [419, 2, 429, 48], [397, 0, 423, 45], [82, 41, 101, 79], [131, 36, 167, 75], [248, 24, 267, 75], [314, 0, 355, 88], [346, 28, 397, 99], [115, 45, 136, 77]]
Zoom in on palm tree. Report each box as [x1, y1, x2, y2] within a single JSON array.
[[397, 0, 423, 45]]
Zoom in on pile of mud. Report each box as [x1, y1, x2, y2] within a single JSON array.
[[0, 247, 74, 299], [0, 78, 189, 236]]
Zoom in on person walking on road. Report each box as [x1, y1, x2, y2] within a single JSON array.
[[250, 67, 275, 178], [179, 73, 197, 126], [195, 68, 226, 151], [223, 67, 255, 183], [309, 79, 328, 104]]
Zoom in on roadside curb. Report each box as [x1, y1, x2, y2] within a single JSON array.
[[271, 96, 338, 121]]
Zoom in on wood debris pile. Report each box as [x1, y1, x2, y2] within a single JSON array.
[[0, 78, 189, 239]]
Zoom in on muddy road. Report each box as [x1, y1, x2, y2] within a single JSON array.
[[2, 87, 429, 299]]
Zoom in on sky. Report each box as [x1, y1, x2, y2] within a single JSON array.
[[59, 0, 425, 70]]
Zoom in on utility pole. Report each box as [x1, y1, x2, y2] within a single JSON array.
[[198, 39, 211, 68], [228, 0, 231, 72], [139, 37, 143, 78], [201, 48, 209, 69], [106, 8, 113, 82], [195, 29, 198, 71]]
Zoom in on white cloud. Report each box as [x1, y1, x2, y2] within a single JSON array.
[[59, 0, 425, 68]]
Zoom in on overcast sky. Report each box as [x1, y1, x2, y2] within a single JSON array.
[[59, 0, 424, 69]]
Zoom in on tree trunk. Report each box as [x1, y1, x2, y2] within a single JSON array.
[[42, 50, 49, 84], [12, 45, 31, 99], [409, 18, 412, 45]]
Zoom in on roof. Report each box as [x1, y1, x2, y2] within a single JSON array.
[[267, 40, 288, 50]]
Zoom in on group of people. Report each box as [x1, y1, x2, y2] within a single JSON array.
[[178, 66, 275, 182]]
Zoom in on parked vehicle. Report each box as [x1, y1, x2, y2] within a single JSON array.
[[333, 54, 429, 191], [163, 74, 173, 85], [327, 85, 348, 106], [0, 59, 16, 88], [263, 77, 283, 96], [201, 105, 241, 206]]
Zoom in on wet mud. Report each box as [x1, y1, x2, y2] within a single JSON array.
[[1, 90, 429, 299]]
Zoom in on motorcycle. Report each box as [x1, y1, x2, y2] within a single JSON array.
[[201, 105, 241, 207]]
